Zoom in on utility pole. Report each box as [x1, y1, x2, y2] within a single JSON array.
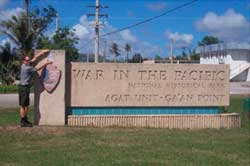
[[87, 48, 89, 63], [55, 13, 59, 32], [25, 0, 30, 18], [25, 0, 30, 32], [87, 0, 108, 63], [95, 0, 100, 63], [169, 38, 174, 64], [103, 39, 107, 62]]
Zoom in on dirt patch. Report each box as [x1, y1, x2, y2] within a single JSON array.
[[0, 125, 80, 136], [231, 94, 250, 98]]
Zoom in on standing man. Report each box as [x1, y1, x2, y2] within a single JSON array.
[[19, 49, 51, 127]]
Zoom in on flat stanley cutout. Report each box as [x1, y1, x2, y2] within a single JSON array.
[[43, 63, 61, 93]]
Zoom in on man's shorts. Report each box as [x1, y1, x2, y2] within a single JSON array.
[[19, 85, 30, 107]]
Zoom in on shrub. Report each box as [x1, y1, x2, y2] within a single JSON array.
[[0, 85, 19, 93]]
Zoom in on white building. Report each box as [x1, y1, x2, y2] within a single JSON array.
[[196, 43, 250, 82]]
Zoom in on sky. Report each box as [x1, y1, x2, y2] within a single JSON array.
[[0, 0, 249, 59]]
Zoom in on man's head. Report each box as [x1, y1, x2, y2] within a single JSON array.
[[22, 56, 31, 65]]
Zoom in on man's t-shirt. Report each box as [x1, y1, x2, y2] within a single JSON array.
[[20, 64, 36, 86]]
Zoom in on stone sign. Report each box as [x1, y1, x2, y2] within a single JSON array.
[[35, 50, 65, 125], [70, 63, 230, 107]]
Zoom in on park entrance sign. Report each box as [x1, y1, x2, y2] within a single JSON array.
[[35, 50, 240, 128], [71, 63, 229, 107]]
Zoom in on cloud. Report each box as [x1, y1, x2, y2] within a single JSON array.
[[0, 7, 24, 47], [146, 2, 167, 11], [0, 7, 24, 22], [72, 15, 164, 59], [1, 38, 9, 45], [120, 30, 137, 42], [0, 0, 8, 9], [73, 24, 89, 38], [196, 9, 250, 42], [0, 37, 16, 48], [166, 30, 194, 48]]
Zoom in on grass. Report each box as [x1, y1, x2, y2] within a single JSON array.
[[0, 85, 34, 94], [0, 95, 249, 166], [224, 94, 250, 126]]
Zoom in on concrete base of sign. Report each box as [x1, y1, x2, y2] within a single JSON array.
[[67, 113, 241, 129]]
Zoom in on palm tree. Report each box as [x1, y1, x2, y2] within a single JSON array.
[[198, 36, 220, 46], [0, 42, 16, 64], [131, 53, 143, 63], [0, 42, 20, 84], [24, 0, 31, 32], [0, 6, 56, 56], [24, 0, 31, 17], [125, 43, 131, 63], [0, 13, 33, 55], [109, 42, 120, 63]]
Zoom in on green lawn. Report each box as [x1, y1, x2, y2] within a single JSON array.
[[0, 95, 249, 166], [0, 85, 34, 94]]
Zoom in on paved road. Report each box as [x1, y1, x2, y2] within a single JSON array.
[[0, 93, 34, 108], [230, 82, 250, 95]]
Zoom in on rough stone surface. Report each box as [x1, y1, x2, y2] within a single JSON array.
[[70, 63, 230, 107], [34, 50, 65, 126]]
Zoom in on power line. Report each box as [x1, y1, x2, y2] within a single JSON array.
[[77, 0, 198, 53], [100, 0, 198, 37]]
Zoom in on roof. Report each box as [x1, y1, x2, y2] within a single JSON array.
[[196, 42, 250, 53]]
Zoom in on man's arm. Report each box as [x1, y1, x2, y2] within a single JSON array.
[[35, 59, 52, 71], [30, 49, 50, 63]]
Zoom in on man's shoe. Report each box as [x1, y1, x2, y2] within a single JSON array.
[[20, 118, 33, 127], [24, 116, 33, 125], [20, 121, 33, 127]]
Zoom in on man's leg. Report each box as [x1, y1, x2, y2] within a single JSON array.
[[19, 85, 32, 127], [24, 106, 32, 125], [24, 106, 28, 116], [20, 105, 32, 127], [20, 106, 26, 118], [20, 106, 28, 127]]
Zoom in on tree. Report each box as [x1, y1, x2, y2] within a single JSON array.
[[198, 36, 220, 46], [0, 42, 20, 84], [131, 53, 143, 63], [181, 47, 188, 58], [109, 42, 120, 62], [188, 49, 200, 61], [0, 6, 57, 56], [124, 43, 131, 63], [37, 28, 79, 61], [154, 54, 163, 61]]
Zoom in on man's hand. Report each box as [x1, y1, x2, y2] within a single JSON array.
[[35, 59, 53, 71], [45, 59, 53, 65], [35, 49, 50, 58], [31, 49, 50, 63], [41, 49, 50, 55]]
